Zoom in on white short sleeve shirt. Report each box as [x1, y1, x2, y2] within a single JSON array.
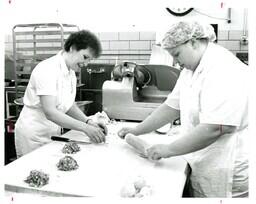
[[23, 51, 77, 113], [164, 43, 249, 197], [165, 43, 248, 130]]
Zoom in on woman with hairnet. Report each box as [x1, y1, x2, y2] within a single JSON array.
[[118, 21, 248, 197]]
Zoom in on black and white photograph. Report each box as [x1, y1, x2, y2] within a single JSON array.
[[1, 0, 254, 203]]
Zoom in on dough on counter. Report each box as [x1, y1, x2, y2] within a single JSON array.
[[133, 176, 147, 191], [62, 142, 80, 154], [24, 170, 49, 188], [136, 186, 153, 197], [120, 175, 152, 198], [57, 156, 79, 171], [120, 182, 137, 198], [125, 133, 150, 157]]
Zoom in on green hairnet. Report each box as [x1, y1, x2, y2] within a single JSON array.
[[161, 21, 216, 49]]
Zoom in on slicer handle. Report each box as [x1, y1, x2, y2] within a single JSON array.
[[51, 136, 70, 142]]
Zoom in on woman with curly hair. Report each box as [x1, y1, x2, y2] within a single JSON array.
[[15, 30, 107, 157]]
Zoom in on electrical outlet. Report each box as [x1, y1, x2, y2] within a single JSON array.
[[240, 35, 248, 45]]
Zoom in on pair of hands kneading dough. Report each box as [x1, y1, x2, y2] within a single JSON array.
[[125, 133, 163, 160]]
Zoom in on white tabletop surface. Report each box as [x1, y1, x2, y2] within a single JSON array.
[[4, 121, 188, 198]]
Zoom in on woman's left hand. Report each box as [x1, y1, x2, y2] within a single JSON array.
[[146, 144, 171, 160], [87, 120, 108, 135]]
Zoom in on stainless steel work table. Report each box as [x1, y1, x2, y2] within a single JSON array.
[[4, 122, 188, 198]]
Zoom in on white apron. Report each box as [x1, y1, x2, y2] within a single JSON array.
[[15, 54, 76, 157], [179, 69, 248, 197]]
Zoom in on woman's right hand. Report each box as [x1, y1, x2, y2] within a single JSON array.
[[83, 124, 106, 143], [117, 127, 137, 139]]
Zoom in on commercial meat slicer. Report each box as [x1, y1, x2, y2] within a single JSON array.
[[102, 61, 180, 121]]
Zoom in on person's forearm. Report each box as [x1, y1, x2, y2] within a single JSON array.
[[134, 103, 180, 135], [165, 124, 235, 157], [45, 108, 88, 132], [66, 103, 89, 123]]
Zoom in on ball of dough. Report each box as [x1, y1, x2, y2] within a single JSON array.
[[139, 186, 152, 197], [120, 182, 136, 198], [133, 176, 147, 191]]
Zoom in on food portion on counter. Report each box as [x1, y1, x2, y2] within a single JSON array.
[[94, 111, 111, 126], [137, 185, 153, 197], [120, 175, 153, 198], [24, 170, 49, 188], [120, 182, 137, 198], [62, 142, 81, 154], [125, 133, 151, 158], [57, 156, 79, 171]]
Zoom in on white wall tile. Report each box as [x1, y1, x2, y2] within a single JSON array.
[[130, 41, 150, 50], [99, 32, 118, 41], [139, 32, 156, 40], [218, 30, 228, 40], [119, 32, 139, 40], [109, 41, 129, 50]]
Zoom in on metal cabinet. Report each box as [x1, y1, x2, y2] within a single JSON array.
[[80, 63, 115, 115], [12, 23, 80, 115]]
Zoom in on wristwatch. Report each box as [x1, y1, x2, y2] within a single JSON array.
[[85, 118, 93, 124], [166, 8, 194, 16]]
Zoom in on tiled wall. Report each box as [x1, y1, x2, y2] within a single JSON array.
[[92, 32, 155, 64], [218, 30, 248, 56], [4, 30, 248, 65], [5, 35, 13, 55]]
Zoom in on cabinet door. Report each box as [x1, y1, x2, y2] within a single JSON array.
[[81, 63, 114, 89], [80, 91, 102, 115], [5, 90, 18, 118], [80, 63, 114, 115]]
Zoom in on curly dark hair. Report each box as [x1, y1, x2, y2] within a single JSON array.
[[64, 30, 102, 58]]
